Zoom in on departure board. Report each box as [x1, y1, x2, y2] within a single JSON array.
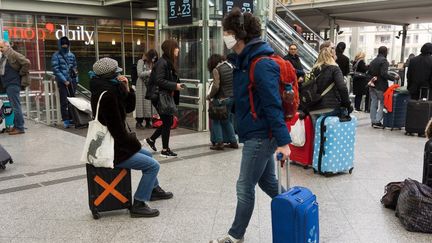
[[167, 0, 193, 26], [223, 0, 254, 16]]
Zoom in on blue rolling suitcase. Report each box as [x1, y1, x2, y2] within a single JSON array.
[[383, 91, 410, 130], [313, 115, 357, 175], [271, 154, 319, 243]]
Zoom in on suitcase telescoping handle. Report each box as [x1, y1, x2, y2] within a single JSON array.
[[276, 153, 290, 194]]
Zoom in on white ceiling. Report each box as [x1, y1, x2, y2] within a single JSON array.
[[287, 0, 432, 29]]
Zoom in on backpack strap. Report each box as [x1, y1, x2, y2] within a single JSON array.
[[248, 55, 273, 120]]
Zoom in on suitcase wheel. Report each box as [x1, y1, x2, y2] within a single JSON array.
[[313, 168, 318, 174], [323, 172, 333, 177], [303, 165, 309, 170], [92, 210, 101, 220], [349, 168, 354, 174], [9, 159, 13, 164], [0, 164, 5, 170]]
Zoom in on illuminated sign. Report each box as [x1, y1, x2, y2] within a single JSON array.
[[223, 0, 254, 15], [167, 0, 192, 26], [4, 23, 94, 44]]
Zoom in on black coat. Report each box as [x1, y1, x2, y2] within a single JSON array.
[[407, 54, 432, 97], [352, 59, 369, 96], [336, 53, 350, 76], [90, 77, 141, 165], [152, 55, 180, 105], [368, 54, 393, 92], [310, 64, 351, 111], [283, 54, 305, 77]]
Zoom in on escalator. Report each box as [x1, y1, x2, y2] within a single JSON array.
[[265, 0, 325, 72]]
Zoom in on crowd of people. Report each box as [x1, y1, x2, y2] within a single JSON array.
[[2, 7, 432, 243]]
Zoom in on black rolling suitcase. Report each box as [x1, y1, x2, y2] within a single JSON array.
[[0, 145, 13, 170], [383, 91, 410, 130], [405, 88, 432, 136], [69, 104, 92, 128], [86, 164, 132, 219]]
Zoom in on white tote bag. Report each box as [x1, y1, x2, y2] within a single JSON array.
[[290, 118, 306, 147], [80, 91, 115, 168]]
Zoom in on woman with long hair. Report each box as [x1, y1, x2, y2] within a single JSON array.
[[352, 51, 370, 112], [308, 42, 352, 119], [135, 49, 158, 129], [145, 40, 183, 157]]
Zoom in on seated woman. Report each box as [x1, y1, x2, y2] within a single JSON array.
[[89, 57, 173, 218]]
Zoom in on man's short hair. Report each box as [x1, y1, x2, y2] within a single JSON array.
[[378, 46, 388, 56], [289, 43, 297, 49], [222, 8, 261, 44]]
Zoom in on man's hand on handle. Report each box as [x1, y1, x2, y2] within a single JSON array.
[[275, 144, 291, 167]]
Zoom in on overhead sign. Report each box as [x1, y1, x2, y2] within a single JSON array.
[[167, 0, 192, 26], [4, 23, 94, 45], [223, 0, 254, 16]]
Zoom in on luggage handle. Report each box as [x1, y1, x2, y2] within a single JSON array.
[[276, 153, 290, 194], [420, 87, 430, 101]]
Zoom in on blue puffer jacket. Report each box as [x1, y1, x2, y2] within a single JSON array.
[[233, 38, 291, 146], [51, 37, 78, 84]]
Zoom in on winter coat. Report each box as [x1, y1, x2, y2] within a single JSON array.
[[283, 54, 305, 78], [232, 38, 291, 146], [368, 54, 393, 92], [135, 59, 155, 118], [51, 37, 78, 84], [90, 76, 140, 165], [309, 64, 351, 111], [0, 47, 30, 88], [336, 53, 350, 76], [207, 61, 234, 100], [151, 55, 180, 107], [407, 54, 432, 98], [352, 59, 369, 96]]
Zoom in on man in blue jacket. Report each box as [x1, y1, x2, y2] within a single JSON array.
[[210, 8, 291, 243], [51, 36, 78, 128]]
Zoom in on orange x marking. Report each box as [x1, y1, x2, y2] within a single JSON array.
[[93, 169, 128, 206]]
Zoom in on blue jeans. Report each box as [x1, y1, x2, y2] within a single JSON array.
[[228, 138, 282, 239], [210, 98, 237, 144], [115, 148, 160, 202], [369, 88, 384, 123], [6, 85, 24, 131]]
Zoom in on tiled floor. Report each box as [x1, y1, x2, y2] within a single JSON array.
[[1, 112, 431, 242]]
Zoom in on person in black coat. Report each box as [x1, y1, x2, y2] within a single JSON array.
[[352, 51, 370, 112], [89, 58, 173, 218], [335, 42, 350, 76], [407, 42, 432, 100], [283, 43, 305, 80], [368, 46, 399, 128], [145, 40, 183, 157]]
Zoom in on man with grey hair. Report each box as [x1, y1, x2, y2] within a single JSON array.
[[0, 40, 30, 135]]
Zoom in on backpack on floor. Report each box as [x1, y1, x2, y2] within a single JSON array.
[[249, 54, 299, 120]]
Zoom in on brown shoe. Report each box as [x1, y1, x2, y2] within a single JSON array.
[[224, 142, 239, 149], [8, 128, 25, 135], [210, 143, 224, 150]]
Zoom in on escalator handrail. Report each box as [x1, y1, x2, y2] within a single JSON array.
[[274, 0, 324, 43]]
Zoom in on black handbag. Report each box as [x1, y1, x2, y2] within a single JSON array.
[[157, 92, 177, 115], [208, 100, 228, 120]]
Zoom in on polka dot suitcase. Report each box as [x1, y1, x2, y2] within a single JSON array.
[[312, 115, 357, 175]]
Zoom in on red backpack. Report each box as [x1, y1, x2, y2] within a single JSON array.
[[248, 54, 299, 121]]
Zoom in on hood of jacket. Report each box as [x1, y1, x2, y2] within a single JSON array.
[[58, 36, 70, 54], [90, 75, 128, 103], [235, 38, 274, 70]]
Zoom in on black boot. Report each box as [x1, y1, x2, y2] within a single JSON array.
[[130, 200, 159, 218], [150, 185, 174, 201], [145, 118, 152, 128]]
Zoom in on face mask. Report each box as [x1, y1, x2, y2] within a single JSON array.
[[223, 35, 237, 49]]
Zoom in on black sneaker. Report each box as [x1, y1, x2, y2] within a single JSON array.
[[150, 185, 174, 201], [161, 148, 177, 157], [130, 200, 159, 218], [146, 138, 157, 151], [372, 122, 383, 128]]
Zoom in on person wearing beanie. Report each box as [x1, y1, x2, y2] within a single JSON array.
[[51, 36, 78, 128], [407, 42, 432, 100], [89, 57, 173, 218]]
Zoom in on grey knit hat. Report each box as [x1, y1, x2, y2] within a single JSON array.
[[93, 57, 123, 76]]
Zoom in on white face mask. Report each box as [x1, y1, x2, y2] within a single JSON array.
[[223, 35, 237, 50]]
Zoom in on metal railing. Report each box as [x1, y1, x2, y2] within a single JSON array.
[[178, 78, 204, 131]]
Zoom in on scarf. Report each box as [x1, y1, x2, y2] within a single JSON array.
[[0, 54, 7, 76]]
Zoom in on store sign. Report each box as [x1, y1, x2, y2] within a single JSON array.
[[223, 0, 254, 16], [167, 0, 192, 26], [4, 23, 94, 45]]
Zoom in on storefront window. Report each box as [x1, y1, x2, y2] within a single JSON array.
[[97, 19, 122, 70], [1, 13, 38, 70], [123, 20, 147, 76], [67, 17, 96, 88]]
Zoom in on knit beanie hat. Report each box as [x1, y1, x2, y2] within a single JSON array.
[[92, 58, 123, 76]]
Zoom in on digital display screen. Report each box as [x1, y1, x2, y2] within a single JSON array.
[[167, 0, 193, 26]]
